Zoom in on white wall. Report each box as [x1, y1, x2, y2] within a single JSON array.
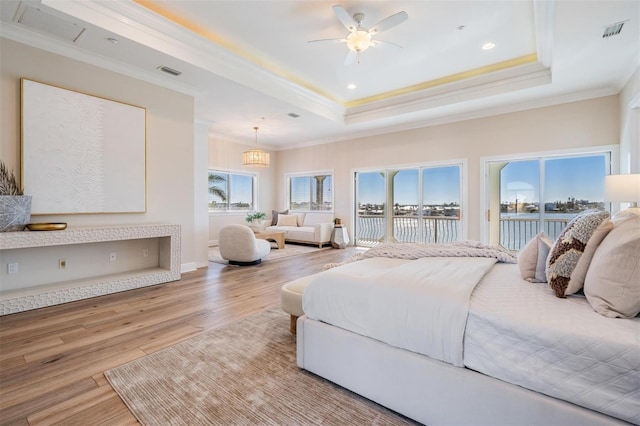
[[619, 67, 640, 173], [275, 96, 620, 243], [0, 38, 199, 270]]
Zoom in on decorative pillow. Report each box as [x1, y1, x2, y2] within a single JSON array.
[[584, 213, 640, 318], [565, 219, 613, 295], [276, 214, 298, 227], [545, 210, 610, 298], [271, 209, 288, 226], [518, 232, 552, 282]]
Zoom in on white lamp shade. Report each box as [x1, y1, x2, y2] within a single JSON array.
[[605, 174, 640, 203]]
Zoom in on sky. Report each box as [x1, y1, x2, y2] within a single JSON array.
[[501, 155, 606, 203], [357, 154, 606, 207], [358, 166, 461, 205], [211, 154, 606, 209]]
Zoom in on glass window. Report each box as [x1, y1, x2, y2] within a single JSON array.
[[355, 171, 386, 244], [355, 164, 463, 246], [488, 152, 610, 250], [208, 170, 256, 212], [422, 165, 461, 244], [288, 174, 333, 211]]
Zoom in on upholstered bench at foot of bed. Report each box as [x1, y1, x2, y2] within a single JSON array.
[[280, 272, 321, 334]]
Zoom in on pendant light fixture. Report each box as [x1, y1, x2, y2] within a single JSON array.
[[242, 126, 270, 167]]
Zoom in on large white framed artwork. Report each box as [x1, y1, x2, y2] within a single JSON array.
[[21, 79, 146, 214]]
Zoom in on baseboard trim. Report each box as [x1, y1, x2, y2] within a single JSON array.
[[181, 262, 197, 273]]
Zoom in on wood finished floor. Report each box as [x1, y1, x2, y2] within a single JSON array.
[[0, 247, 359, 425]]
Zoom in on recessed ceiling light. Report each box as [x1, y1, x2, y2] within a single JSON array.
[[482, 42, 496, 50], [347, 83, 357, 90]]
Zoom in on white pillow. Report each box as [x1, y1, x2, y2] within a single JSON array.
[[566, 219, 613, 295], [517, 232, 552, 282], [584, 213, 640, 318], [276, 214, 298, 227]]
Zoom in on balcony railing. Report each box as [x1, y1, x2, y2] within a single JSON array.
[[499, 217, 569, 251], [356, 215, 460, 246], [356, 214, 571, 251]]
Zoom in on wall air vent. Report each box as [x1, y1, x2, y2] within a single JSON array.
[[157, 66, 182, 76], [15, 4, 86, 43], [602, 21, 625, 38]]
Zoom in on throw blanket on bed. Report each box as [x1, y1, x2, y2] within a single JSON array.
[[324, 241, 516, 270], [303, 256, 498, 367]]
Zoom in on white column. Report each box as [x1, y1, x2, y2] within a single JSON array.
[[194, 119, 211, 268]]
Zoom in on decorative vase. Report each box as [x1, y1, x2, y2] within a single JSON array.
[[0, 195, 32, 231]]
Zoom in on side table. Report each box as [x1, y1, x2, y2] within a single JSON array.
[[331, 225, 349, 249]]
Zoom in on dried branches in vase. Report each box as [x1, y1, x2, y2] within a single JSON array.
[[0, 161, 32, 232], [0, 161, 22, 196]]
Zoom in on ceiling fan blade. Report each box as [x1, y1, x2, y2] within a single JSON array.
[[344, 50, 358, 66], [369, 11, 408, 34], [370, 39, 403, 49], [307, 38, 347, 44], [333, 5, 357, 32]]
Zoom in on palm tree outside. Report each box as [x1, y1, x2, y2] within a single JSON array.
[[208, 173, 227, 204]]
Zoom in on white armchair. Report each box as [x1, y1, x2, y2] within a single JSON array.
[[218, 224, 271, 266]]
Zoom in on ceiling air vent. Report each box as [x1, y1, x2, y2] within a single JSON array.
[[603, 21, 625, 38], [15, 5, 86, 42], [157, 66, 182, 76]]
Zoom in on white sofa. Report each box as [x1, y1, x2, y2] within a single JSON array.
[[265, 212, 334, 248]]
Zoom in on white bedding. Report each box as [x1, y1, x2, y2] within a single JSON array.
[[302, 257, 640, 424], [464, 263, 640, 424], [303, 256, 497, 366]]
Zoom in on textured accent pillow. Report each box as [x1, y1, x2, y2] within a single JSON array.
[[565, 219, 613, 295], [584, 213, 640, 318], [277, 214, 298, 227], [518, 233, 552, 282], [545, 210, 610, 298], [271, 209, 288, 226]]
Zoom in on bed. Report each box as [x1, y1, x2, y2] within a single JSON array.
[[296, 211, 640, 425]]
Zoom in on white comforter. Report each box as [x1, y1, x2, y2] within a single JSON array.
[[303, 256, 497, 366]]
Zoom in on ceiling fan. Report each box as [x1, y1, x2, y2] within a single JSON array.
[[308, 5, 409, 65]]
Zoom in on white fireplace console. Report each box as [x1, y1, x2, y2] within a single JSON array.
[[0, 224, 181, 315]]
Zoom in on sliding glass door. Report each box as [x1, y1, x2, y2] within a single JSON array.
[[355, 171, 387, 244], [488, 152, 610, 251], [355, 165, 462, 246]]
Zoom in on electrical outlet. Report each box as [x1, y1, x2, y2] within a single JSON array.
[[7, 263, 18, 274], [142, 248, 149, 257], [109, 252, 117, 262], [58, 259, 67, 269]]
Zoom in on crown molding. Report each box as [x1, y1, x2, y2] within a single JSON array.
[[344, 62, 551, 125], [281, 86, 618, 151], [41, 0, 345, 123], [0, 24, 202, 97]]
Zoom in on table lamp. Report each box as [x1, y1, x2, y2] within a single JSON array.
[[605, 174, 640, 214]]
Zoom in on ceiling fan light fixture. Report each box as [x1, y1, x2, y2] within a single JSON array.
[[347, 30, 372, 52], [243, 127, 270, 167]]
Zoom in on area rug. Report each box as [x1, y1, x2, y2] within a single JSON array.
[[208, 243, 329, 265], [105, 310, 417, 425]]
